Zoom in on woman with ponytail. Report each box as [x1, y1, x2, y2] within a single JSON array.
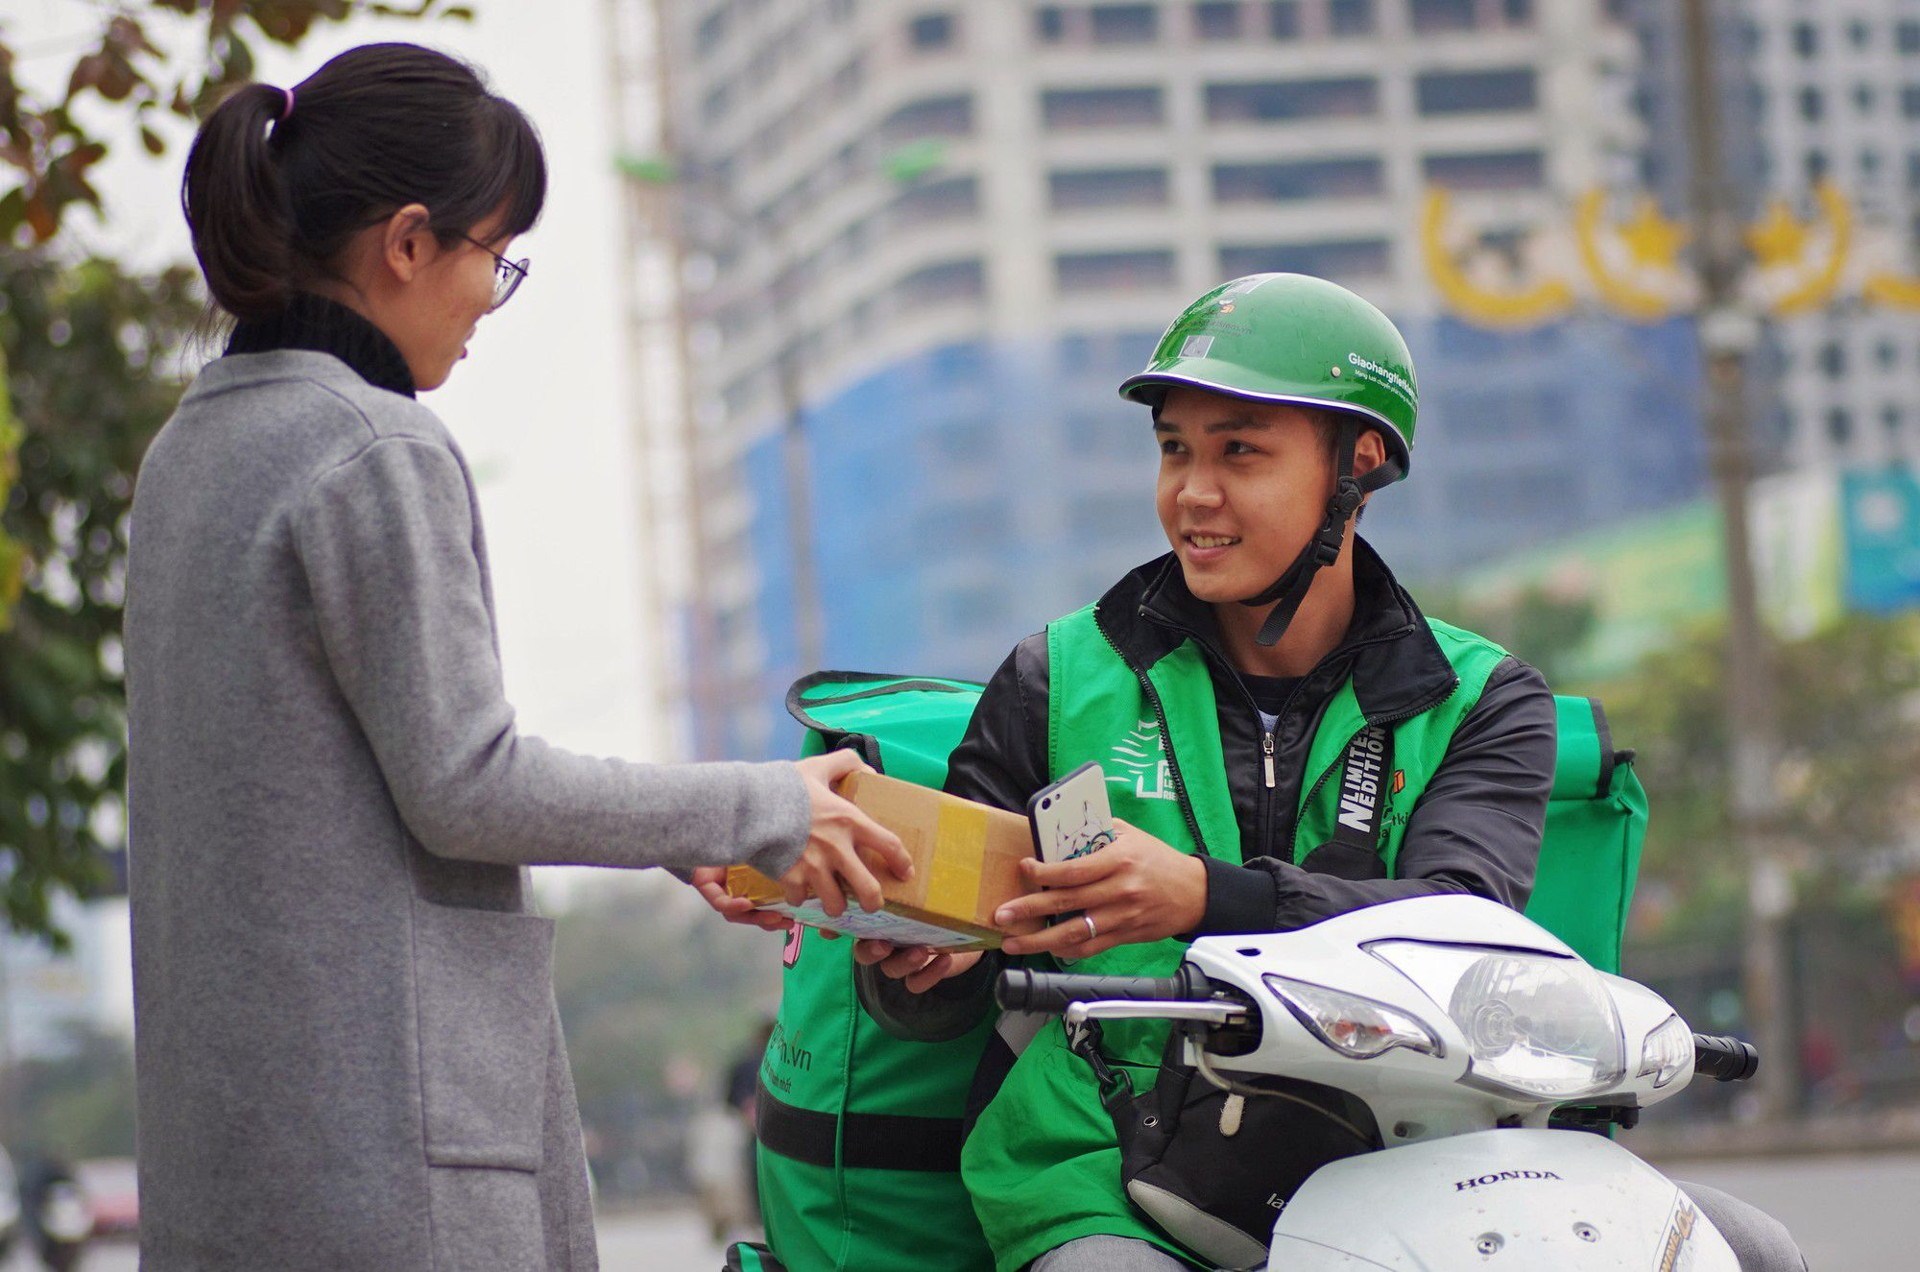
[[126, 44, 906, 1270]]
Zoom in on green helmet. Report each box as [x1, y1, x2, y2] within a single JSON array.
[[1118, 273, 1417, 481]]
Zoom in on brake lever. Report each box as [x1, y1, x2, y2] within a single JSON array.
[[1064, 999, 1249, 1027]]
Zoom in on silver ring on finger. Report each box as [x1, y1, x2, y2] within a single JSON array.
[[1082, 912, 1097, 942]]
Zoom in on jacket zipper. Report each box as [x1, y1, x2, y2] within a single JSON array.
[[1123, 596, 1455, 864], [1097, 613, 1212, 859]]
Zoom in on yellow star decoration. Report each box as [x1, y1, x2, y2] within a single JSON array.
[[1746, 199, 1812, 269], [1617, 197, 1689, 271]]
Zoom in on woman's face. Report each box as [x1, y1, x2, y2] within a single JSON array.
[[388, 225, 511, 391], [338, 205, 515, 392]]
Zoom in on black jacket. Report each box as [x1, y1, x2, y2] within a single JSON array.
[[858, 539, 1555, 1036], [946, 539, 1554, 932]]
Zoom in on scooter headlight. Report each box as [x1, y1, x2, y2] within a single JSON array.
[[1263, 974, 1444, 1060], [1370, 942, 1626, 1099], [1638, 1013, 1693, 1089]]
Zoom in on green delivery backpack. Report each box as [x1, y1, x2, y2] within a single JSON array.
[[749, 674, 999, 1272], [744, 673, 1648, 1272]]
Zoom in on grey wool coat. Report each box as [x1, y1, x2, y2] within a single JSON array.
[[125, 326, 810, 1270]]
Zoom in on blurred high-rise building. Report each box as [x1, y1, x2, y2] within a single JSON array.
[[1627, 0, 1920, 475], [652, 0, 1725, 759]]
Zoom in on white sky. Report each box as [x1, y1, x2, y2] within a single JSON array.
[[9, 0, 662, 766]]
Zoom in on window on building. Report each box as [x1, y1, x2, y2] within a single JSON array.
[[1903, 86, 1920, 118], [882, 94, 975, 141], [1213, 157, 1385, 202], [1818, 342, 1845, 378], [1856, 84, 1877, 114], [1877, 341, 1898, 370], [1901, 21, 1920, 54], [1415, 68, 1537, 115], [696, 8, 731, 57], [702, 84, 733, 125], [908, 13, 956, 49], [892, 175, 980, 225], [931, 581, 1008, 631], [1070, 492, 1150, 541], [1862, 147, 1882, 178], [1035, 5, 1067, 41], [1410, 0, 1477, 35], [1799, 86, 1825, 122], [1907, 151, 1920, 192], [1194, 1, 1242, 38], [1792, 22, 1817, 58], [1267, 1, 1301, 39], [1050, 167, 1172, 210], [1850, 20, 1871, 49], [1091, 4, 1158, 42], [832, 56, 865, 102], [1207, 77, 1380, 122], [896, 258, 985, 305], [1329, 0, 1374, 37], [1885, 405, 1904, 435], [1806, 149, 1830, 182], [1827, 407, 1852, 446], [1503, 0, 1534, 24], [1218, 239, 1390, 279], [1421, 150, 1546, 191], [1044, 85, 1166, 128], [1055, 250, 1177, 294]]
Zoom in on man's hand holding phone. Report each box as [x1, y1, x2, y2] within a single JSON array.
[[993, 819, 1206, 958]]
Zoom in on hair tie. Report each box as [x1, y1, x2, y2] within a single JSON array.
[[278, 87, 295, 122]]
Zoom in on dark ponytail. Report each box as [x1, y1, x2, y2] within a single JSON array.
[[182, 43, 547, 322]]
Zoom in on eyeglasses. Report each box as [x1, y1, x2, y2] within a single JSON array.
[[462, 235, 530, 311]]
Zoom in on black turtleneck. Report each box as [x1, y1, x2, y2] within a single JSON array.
[[226, 293, 416, 398]]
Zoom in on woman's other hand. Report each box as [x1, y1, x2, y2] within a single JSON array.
[[689, 867, 794, 933], [786, 750, 913, 916], [991, 818, 1205, 958], [853, 940, 983, 994]]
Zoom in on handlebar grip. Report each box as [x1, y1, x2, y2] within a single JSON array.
[[1693, 1033, 1760, 1082], [995, 965, 1207, 1013]]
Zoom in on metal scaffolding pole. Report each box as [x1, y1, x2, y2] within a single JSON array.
[[602, 0, 717, 760], [1679, 0, 1799, 1120]]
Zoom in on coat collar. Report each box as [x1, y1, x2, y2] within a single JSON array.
[[226, 293, 416, 398], [1094, 536, 1458, 724]]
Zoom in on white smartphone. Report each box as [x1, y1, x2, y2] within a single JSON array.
[[1027, 761, 1116, 865]]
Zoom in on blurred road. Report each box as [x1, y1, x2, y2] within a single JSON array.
[[38, 1152, 1920, 1269]]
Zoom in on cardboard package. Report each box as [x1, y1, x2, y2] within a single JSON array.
[[726, 770, 1042, 950]]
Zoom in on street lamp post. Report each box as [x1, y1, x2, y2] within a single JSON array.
[[1680, 0, 1800, 1120]]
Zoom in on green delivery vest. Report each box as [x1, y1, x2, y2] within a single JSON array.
[[756, 675, 997, 1272], [959, 607, 1649, 1272]]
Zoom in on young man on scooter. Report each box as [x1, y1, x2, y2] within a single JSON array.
[[862, 273, 1803, 1271]]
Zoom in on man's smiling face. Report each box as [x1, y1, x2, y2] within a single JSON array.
[[1152, 386, 1340, 604]]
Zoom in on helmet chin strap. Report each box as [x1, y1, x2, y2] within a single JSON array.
[[1240, 421, 1403, 647]]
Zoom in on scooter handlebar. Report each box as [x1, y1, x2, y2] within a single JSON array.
[[1692, 1033, 1760, 1082], [995, 965, 1209, 1013]]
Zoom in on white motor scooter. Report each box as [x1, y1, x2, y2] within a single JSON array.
[[996, 895, 1759, 1271]]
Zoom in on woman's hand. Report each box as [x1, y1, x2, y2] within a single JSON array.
[[785, 750, 913, 916], [689, 866, 793, 933], [853, 940, 983, 993], [992, 819, 1206, 958]]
